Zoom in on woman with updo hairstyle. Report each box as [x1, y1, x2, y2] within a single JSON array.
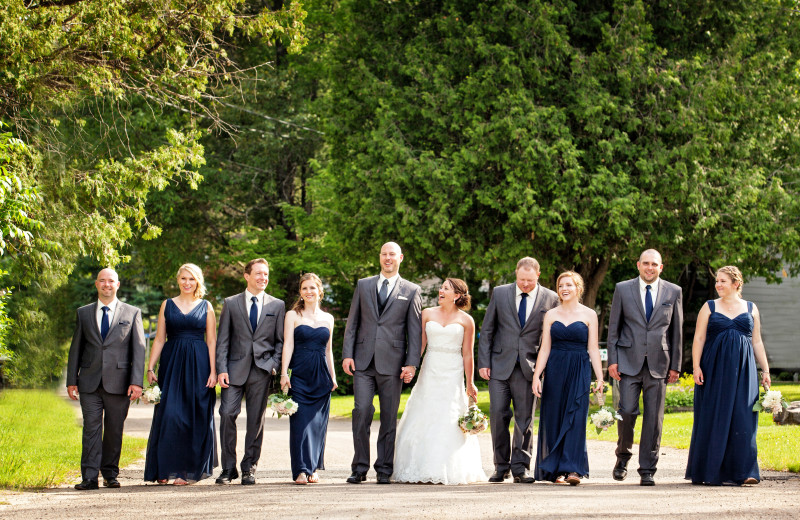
[[686, 266, 771, 485], [280, 273, 337, 484], [144, 263, 218, 485], [392, 277, 487, 485], [532, 271, 604, 485]]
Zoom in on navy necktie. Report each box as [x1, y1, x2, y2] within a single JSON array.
[[518, 292, 528, 328], [250, 296, 259, 331], [378, 279, 389, 314], [100, 306, 110, 340], [645, 285, 653, 322]]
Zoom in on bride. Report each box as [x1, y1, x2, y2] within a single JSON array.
[[392, 278, 487, 484]]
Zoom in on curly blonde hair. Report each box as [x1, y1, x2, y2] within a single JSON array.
[[177, 263, 207, 299], [716, 265, 743, 296], [556, 271, 585, 303]]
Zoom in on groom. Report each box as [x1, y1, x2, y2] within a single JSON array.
[[478, 257, 558, 483], [607, 248, 683, 486], [342, 241, 422, 484], [215, 258, 285, 485]]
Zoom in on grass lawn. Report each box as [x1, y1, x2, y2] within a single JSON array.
[[330, 383, 800, 472], [0, 389, 148, 489]]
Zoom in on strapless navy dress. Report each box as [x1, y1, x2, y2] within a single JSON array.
[[144, 299, 217, 482], [686, 300, 760, 485], [534, 321, 591, 481], [288, 325, 333, 480]]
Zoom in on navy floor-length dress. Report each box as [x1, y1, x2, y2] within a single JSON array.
[[686, 300, 760, 485], [288, 325, 333, 480], [534, 321, 591, 482], [144, 299, 217, 482]]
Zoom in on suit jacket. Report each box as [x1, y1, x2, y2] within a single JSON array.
[[478, 283, 559, 381], [216, 292, 285, 386], [606, 277, 683, 378], [342, 275, 422, 376], [66, 301, 146, 394]]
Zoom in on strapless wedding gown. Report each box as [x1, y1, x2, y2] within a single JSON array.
[[392, 321, 487, 484]]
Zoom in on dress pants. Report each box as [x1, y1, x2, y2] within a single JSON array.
[[79, 385, 131, 481], [488, 363, 535, 475], [218, 363, 271, 472], [351, 359, 403, 474], [615, 359, 667, 476]]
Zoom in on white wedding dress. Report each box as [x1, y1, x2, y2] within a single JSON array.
[[392, 321, 487, 484]]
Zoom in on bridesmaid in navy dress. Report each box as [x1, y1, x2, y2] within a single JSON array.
[[686, 265, 771, 485], [532, 271, 605, 485], [144, 263, 218, 485], [280, 273, 337, 484]]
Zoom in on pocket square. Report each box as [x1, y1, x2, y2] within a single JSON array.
[[263, 313, 276, 316], [661, 303, 671, 306], [118, 321, 131, 325], [397, 296, 408, 301]]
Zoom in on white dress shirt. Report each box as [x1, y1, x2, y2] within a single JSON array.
[[96, 298, 119, 332], [639, 277, 660, 310], [378, 273, 399, 298], [515, 283, 539, 323], [246, 289, 265, 325]]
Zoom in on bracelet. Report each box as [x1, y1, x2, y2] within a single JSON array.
[[147, 369, 155, 373], [281, 373, 289, 377]]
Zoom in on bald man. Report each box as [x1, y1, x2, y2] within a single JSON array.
[[342, 242, 422, 484], [66, 268, 146, 490]]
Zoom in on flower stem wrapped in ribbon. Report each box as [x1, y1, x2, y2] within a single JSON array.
[[589, 406, 622, 434], [458, 396, 488, 435], [267, 392, 299, 418]]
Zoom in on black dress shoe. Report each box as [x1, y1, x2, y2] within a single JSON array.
[[512, 471, 535, 484], [488, 470, 510, 483], [75, 480, 98, 490], [640, 474, 655, 486], [103, 478, 120, 488], [215, 468, 239, 485], [612, 459, 628, 481], [376, 472, 391, 484], [241, 470, 256, 485], [346, 471, 367, 484]]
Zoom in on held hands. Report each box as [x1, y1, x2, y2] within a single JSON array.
[[218, 372, 230, 388], [342, 358, 355, 376], [693, 367, 704, 386], [281, 374, 291, 393], [608, 364, 621, 382], [478, 368, 491, 380], [400, 366, 416, 383], [128, 385, 143, 402]]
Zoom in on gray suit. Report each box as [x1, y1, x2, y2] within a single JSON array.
[[343, 275, 422, 474], [607, 277, 683, 475], [478, 283, 559, 475], [66, 301, 146, 482], [216, 292, 285, 473]]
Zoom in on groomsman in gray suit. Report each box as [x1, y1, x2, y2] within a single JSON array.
[[342, 242, 422, 484], [478, 257, 559, 483], [67, 268, 146, 490], [215, 258, 285, 485], [607, 249, 683, 486]]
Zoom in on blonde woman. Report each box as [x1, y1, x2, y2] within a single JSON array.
[[685, 266, 770, 485], [280, 273, 337, 484], [144, 263, 218, 485], [532, 271, 604, 485]]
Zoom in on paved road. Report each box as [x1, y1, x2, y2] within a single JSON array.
[[1, 397, 798, 519]]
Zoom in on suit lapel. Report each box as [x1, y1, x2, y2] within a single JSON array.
[[506, 285, 521, 330], [630, 278, 647, 323], [522, 284, 543, 332], [105, 302, 124, 341], [237, 292, 253, 335], [368, 276, 380, 318], [88, 303, 105, 344], [380, 277, 402, 316], [254, 294, 272, 335]]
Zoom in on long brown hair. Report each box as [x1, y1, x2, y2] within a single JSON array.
[[291, 273, 324, 313]]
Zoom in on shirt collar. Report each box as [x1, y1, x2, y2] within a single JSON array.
[[379, 273, 400, 286], [245, 289, 264, 302], [97, 298, 118, 311], [515, 283, 539, 299], [639, 277, 660, 291]]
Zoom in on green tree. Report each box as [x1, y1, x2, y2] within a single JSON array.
[[319, 0, 800, 307]]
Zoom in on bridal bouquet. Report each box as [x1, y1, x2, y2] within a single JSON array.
[[753, 389, 788, 415], [267, 392, 299, 418], [589, 406, 622, 434], [458, 404, 488, 435], [137, 383, 161, 404]]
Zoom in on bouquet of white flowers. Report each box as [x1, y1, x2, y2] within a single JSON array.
[[267, 392, 299, 418], [589, 406, 622, 434], [753, 389, 787, 415], [137, 383, 161, 404], [458, 402, 488, 435]]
